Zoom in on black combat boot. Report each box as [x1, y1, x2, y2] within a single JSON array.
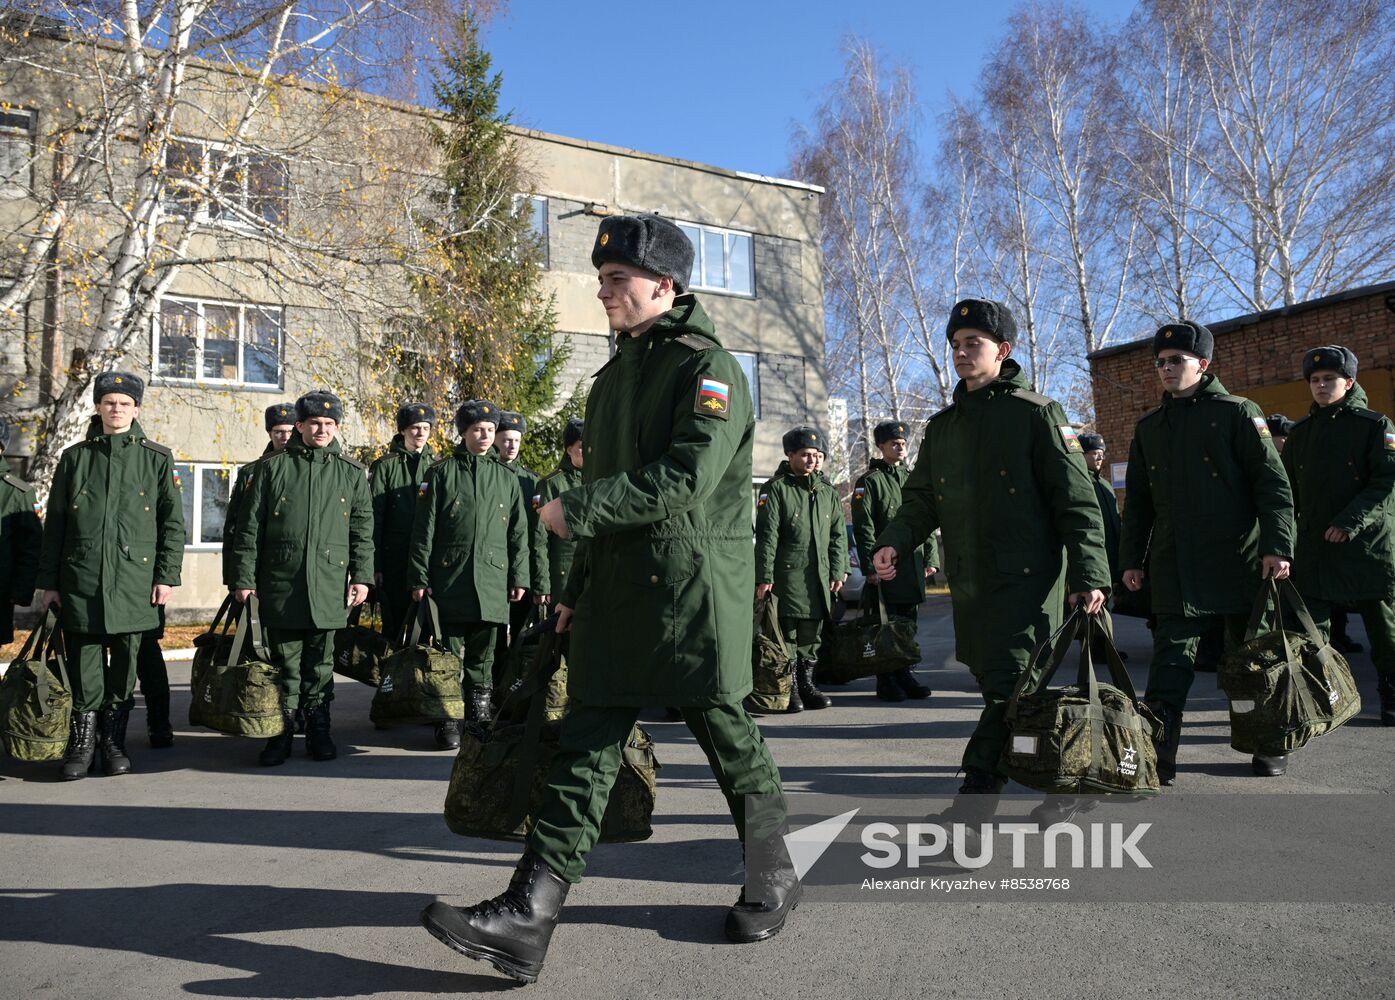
[[146, 689, 174, 749], [97, 707, 132, 776], [305, 704, 337, 761], [892, 667, 931, 700], [1251, 754, 1287, 777], [1380, 686, 1395, 727], [294, 707, 307, 734], [875, 672, 906, 702], [795, 662, 830, 710], [468, 686, 494, 728], [726, 831, 802, 943], [435, 719, 462, 750], [957, 768, 1006, 795], [258, 708, 296, 766], [60, 711, 98, 781], [783, 673, 804, 713], [1146, 700, 1182, 786], [420, 848, 571, 984]]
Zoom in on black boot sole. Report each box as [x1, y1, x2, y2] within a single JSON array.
[[724, 882, 802, 944], [420, 906, 542, 984]]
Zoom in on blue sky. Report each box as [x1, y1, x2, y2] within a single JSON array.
[[482, 0, 1129, 179]]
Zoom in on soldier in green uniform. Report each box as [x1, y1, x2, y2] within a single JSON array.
[[1, 421, 43, 646], [369, 402, 438, 642], [407, 400, 528, 743], [1281, 346, 1395, 727], [1119, 322, 1295, 781], [1079, 433, 1126, 662], [852, 420, 939, 701], [229, 390, 374, 766], [493, 411, 543, 677], [421, 215, 796, 984], [223, 403, 297, 588], [530, 418, 584, 603], [871, 300, 1110, 796], [38, 372, 184, 780], [754, 425, 848, 712]]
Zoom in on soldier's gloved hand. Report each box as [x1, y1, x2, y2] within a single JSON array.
[[538, 497, 569, 539], [40, 589, 61, 610], [872, 546, 898, 581], [555, 603, 574, 634], [756, 582, 774, 599], [508, 587, 526, 602], [1261, 555, 1292, 580], [233, 588, 255, 603], [1069, 589, 1107, 614], [347, 583, 369, 607], [1122, 569, 1145, 592], [151, 584, 173, 606]]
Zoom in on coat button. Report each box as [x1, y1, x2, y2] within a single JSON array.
[[144, 506, 150, 512], [650, 575, 659, 584], [142, 557, 148, 562], [1008, 488, 1016, 494], [1000, 469, 1007, 476], [1023, 567, 1030, 574]]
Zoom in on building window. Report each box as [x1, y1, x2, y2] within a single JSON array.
[[513, 193, 549, 268], [733, 351, 760, 418], [0, 108, 35, 194], [165, 139, 289, 227], [175, 463, 234, 548], [154, 296, 283, 387], [677, 222, 754, 296]]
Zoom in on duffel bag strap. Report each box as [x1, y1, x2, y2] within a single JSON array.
[[1080, 610, 1140, 705], [1276, 579, 1328, 650], [17, 608, 60, 714], [40, 613, 73, 715], [502, 628, 561, 832], [496, 617, 563, 718], [1006, 606, 1085, 717], [872, 584, 892, 626], [226, 596, 271, 668]]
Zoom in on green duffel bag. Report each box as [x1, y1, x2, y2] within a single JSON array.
[[189, 596, 285, 738], [817, 586, 919, 685], [370, 598, 465, 726], [444, 621, 658, 843], [0, 611, 73, 762], [334, 601, 391, 688], [1001, 609, 1163, 795], [1218, 579, 1361, 756], [749, 594, 793, 712], [496, 611, 569, 723]]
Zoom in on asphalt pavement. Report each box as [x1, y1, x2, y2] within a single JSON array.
[[2, 597, 1392, 1000]]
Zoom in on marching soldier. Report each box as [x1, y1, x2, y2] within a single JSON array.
[[38, 372, 184, 779], [530, 418, 584, 603], [494, 410, 543, 675], [223, 403, 298, 588], [407, 400, 528, 745], [1, 420, 43, 646], [229, 390, 374, 766], [754, 425, 848, 712], [369, 402, 438, 641], [852, 420, 939, 701], [421, 215, 796, 983], [1079, 434, 1121, 586], [871, 300, 1110, 797], [1281, 346, 1395, 727], [1119, 322, 1295, 781]]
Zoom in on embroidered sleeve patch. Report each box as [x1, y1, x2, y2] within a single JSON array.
[[757, 492, 769, 508], [1384, 431, 1395, 452], [417, 481, 430, 499], [852, 486, 866, 502], [694, 377, 730, 419], [532, 492, 543, 511], [172, 467, 183, 488], [1058, 426, 1083, 453], [33, 500, 43, 516], [1252, 416, 1272, 438]]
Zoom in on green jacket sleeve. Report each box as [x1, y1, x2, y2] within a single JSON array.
[[348, 469, 375, 586], [36, 450, 72, 592], [874, 450, 941, 560], [222, 467, 250, 587], [850, 474, 878, 572], [153, 451, 185, 587], [229, 461, 268, 591], [560, 537, 590, 607], [1331, 415, 1395, 537], [1235, 401, 1296, 559], [1029, 403, 1110, 593], [754, 486, 781, 584], [369, 458, 388, 557], [5, 485, 43, 601], [506, 475, 530, 591], [560, 351, 749, 537], [830, 495, 850, 579], [919, 534, 940, 571], [531, 481, 552, 596], [405, 469, 439, 592], [1119, 432, 1153, 572]]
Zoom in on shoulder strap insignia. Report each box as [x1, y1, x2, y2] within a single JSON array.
[[2, 472, 34, 492], [1010, 387, 1053, 407], [1138, 405, 1164, 423], [1351, 408, 1384, 423], [1211, 394, 1247, 405], [673, 332, 718, 353], [139, 439, 173, 457], [928, 403, 956, 421], [336, 453, 367, 471]]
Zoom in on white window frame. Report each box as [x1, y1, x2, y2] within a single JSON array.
[[732, 351, 761, 418], [163, 137, 290, 230], [152, 295, 284, 388], [676, 221, 755, 297], [0, 106, 36, 196], [175, 462, 237, 550], [512, 193, 550, 268]]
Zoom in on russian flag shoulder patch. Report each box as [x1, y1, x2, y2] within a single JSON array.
[[694, 376, 731, 419]]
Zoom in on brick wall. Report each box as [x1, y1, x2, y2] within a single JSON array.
[[1089, 282, 1395, 500]]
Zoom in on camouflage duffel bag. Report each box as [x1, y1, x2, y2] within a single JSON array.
[[496, 612, 569, 723], [749, 594, 793, 712], [334, 601, 392, 688], [189, 596, 285, 738], [818, 586, 919, 685], [1001, 609, 1162, 795], [444, 622, 658, 843], [1219, 580, 1361, 756], [0, 611, 73, 762], [370, 598, 464, 726]]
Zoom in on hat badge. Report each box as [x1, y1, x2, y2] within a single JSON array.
[[811, 434, 818, 442], [323, 401, 331, 410], [483, 405, 491, 413], [416, 408, 424, 416], [599, 233, 610, 247], [114, 376, 123, 383], [959, 306, 968, 316], [1164, 330, 1173, 338]]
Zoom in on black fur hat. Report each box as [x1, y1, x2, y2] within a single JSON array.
[[497, 411, 527, 435], [455, 399, 501, 434], [562, 418, 584, 448], [264, 402, 296, 431], [873, 420, 909, 445], [295, 390, 343, 423], [1078, 433, 1105, 452], [1266, 414, 1295, 438], [591, 214, 695, 293], [396, 402, 436, 431], [1302, 345, 1357, 381], [946, 298, 1017, 345], [1153, 321, 1214, 362], [93, 370, 144, 405], [781, 425, 823, 454]]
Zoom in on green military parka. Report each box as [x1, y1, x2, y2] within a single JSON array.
[[369, 436, 438, 586], [1091, 470, 1122, 582], [852, 458, 940, 607], [501, 456, 543, 595], [532, 454, 582, 597], [1, 471, 43, 643], [223, 442, 277, 587], [755, 467, 849, 620]]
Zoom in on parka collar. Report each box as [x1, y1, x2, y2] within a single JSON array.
[[1161, 371, 1230, 406], [953, 358, 1030, 405], [1308, 382, 1369, 417], [285, 435, 342, 461], [389, 433, 432, 459], [85, 414, 147, 443]]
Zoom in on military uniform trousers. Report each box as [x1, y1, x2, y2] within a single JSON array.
[[779, 617, 823, 665], [266, 628, 336, 710], [66, 631, 141, 712], [528, 701, 786, 883], [1146, 613, 1249, 712], [442, 621, 497, 690], [130, 606, 169, 715], [493, 598, 535, 686], [1306, 598, 1395, 699], [377, 571, 414, 646]]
